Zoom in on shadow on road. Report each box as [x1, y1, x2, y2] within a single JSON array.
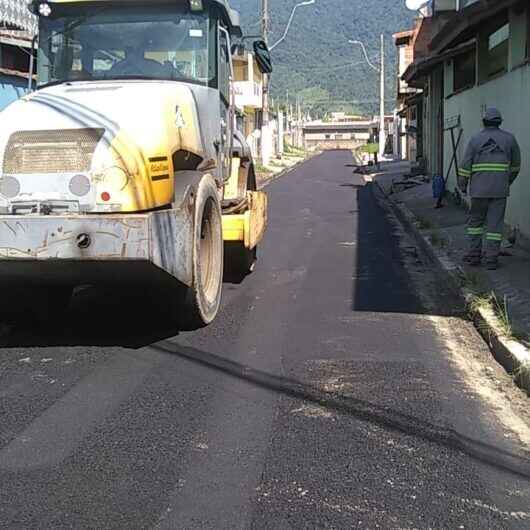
[[352, 181, 460, 317], [0, 255, 255, 348], [0, 287, 184, 349], [352, 182, 425, 314], [154, 338, 530, 481]]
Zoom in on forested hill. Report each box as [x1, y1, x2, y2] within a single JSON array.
[[230, 0, 414, 116]]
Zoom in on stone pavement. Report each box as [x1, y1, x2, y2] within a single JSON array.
[[373, 161, 530, 346]]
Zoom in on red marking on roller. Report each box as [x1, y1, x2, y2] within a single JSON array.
[[101, 192, 111, 202]]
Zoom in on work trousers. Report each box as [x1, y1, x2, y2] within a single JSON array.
[[467, 198, 507, 262]]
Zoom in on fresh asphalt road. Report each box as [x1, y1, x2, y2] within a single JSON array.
[[1, 150, 530, 529]]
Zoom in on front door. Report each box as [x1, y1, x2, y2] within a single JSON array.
[[218, 26, 233, 183]]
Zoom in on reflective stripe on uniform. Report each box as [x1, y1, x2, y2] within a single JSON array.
[[471, 163, 510, 172], [467, 227, 484, 235], [486, 232, 503, 241]]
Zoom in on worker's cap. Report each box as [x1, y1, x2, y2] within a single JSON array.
[[484, 107, 503, 123]]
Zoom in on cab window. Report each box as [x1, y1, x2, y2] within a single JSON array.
[[218, 27, 231, 104]]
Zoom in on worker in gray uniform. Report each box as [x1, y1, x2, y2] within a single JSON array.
[[458, 108, 521, 270]]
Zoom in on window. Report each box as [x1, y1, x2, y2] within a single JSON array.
[[459, 0, 480, 8], [218, 27, 231, 104], [487, 22, 509, 77], [236, 113, 244, 134], [1, 44, 30, 72], [453, 49, 476, 92], [37, 5, 213, 86]]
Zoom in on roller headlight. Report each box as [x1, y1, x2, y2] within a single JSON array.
[[69, 174, 91, 197], [0, 176, 21, 199], [93, 166, 129, 192]]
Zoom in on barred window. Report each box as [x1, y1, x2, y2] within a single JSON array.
[[453, 49, 476, 92]]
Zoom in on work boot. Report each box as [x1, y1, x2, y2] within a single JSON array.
[[463, 254, 481, 267], [485, 260, 498, 271]]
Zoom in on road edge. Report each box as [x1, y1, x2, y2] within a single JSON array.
[[373, 179, 530, 395]]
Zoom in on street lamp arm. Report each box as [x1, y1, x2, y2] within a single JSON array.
[[348, 39, 380, 72], [270, 0, 316, 51]]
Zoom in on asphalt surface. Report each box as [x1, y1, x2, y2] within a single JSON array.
[[1, 150, 530, 529]]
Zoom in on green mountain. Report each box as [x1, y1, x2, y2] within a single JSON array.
[[230, 0, 414, 117]]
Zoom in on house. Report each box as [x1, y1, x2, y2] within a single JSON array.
[[402, 0, 530, 239], [394, 2, 458, 166], [393, 27, 421, 161], [302, 114, 379, 151], [232, 46, 264, 160], [0, 1, 36, 110]]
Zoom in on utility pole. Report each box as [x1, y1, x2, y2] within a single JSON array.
[[379, 33, 386, 159], [347, 36, 385, 156], [261, 0, 271, 165], [285, 89, 289, 133], [297, 95, 302, 148], [298, 96, 301, 122]]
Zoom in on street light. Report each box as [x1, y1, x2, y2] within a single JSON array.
[[269, 0, 316, 51], [348, 36, 386, 159], [261, 0, 316, 165], [348, 40, 379, 72]]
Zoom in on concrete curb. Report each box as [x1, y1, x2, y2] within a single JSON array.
[[374, 180, 530, 394]]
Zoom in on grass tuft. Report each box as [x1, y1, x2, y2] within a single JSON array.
[[468, 291, 514, 339], [469, 292, 493, 315], [513, 360, 530, 388], [254, 162, 272, 175], [429, 230, 448, 249], [417, 217, 433, 230], [491, 293, 513, 338], [461, 270, 482, 291], [284, 143, 306, 156]]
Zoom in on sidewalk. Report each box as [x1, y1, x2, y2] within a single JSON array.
[[256, 148, 310, 188], [371, 160, 530, 390]]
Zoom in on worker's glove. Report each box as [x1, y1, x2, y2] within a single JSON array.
[[457, 178, 467, 194]]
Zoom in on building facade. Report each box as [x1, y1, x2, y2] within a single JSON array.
[[233, 47, 264, 160], [302, 114, 378, 151], [393, 28, 419, 161], [402, 0, 530, 240], [0, 0, 36, 110]]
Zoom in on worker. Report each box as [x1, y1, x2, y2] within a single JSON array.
[[110, 45, 166, 77], [458, 108, 521, 270]]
